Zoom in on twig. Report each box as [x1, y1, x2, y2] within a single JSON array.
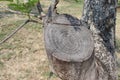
[[0, 5, 39, 18], [37, 0, 43, 15], [29, 19, 42, 24], [0, 20, 29, 45], [0, 19, 42, 45], [36, 0, 46, 20]]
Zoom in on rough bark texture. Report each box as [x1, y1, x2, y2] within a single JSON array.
[[82, 0, 118, 80], [43, 0, 118, 80], [47, 53, 97, 80]]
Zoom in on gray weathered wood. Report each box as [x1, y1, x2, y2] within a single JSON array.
[[44, 14, 94, 62]]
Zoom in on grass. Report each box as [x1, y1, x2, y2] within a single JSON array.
[[0, 0, 120, 80], [118, 0, 120, 5], [0, 61, 4, 70]]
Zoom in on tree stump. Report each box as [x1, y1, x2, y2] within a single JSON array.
[[43, 0, 118, 80], [44, 13, 95, 80]]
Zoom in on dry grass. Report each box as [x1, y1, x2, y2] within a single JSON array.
[[0, 0, 120, 80]]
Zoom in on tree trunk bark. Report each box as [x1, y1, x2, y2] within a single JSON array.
[[82, 0, 118, 80]]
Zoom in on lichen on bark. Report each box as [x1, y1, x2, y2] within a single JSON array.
[[82, 0, 118, 80]]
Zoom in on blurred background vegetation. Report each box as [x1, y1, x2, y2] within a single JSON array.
[[0, 0, 120, 80]]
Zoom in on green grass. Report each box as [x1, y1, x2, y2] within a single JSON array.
[[0, 33, 6, 39], [57, 0, 83, 17], [0, 61, 4, 70], [64, 0, 83, 3], [0, 52, 15, 61], [118, 0, 120, 5], [25, 22, 43, 32], [0, 20, 24, 40]]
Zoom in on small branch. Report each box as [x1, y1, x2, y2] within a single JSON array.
[[0, 5, 22, 14], [29, 19, 42, 24], [37, 0, 43, 15], [0, 19, 43, 45], [36, 0, 46, 20], [0, 20, 30, 45], [0, 5, 39, 18], [0, 2, 46, 20]]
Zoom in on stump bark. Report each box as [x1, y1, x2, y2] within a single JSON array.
[[43, 0, 118, 80]]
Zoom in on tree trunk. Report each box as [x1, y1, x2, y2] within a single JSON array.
[[44, 0, 118, 80], [82, 0, 118, 80]]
